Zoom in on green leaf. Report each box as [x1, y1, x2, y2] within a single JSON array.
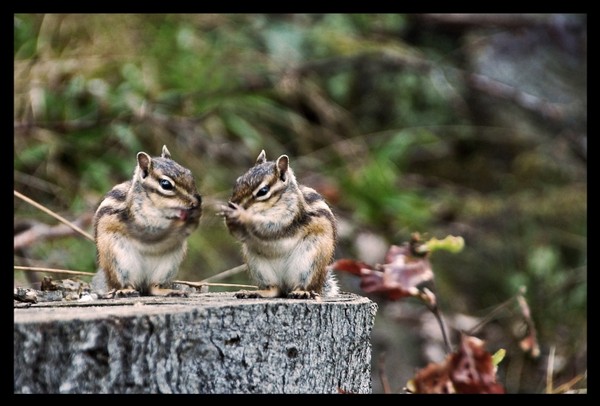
[[421, 235, 465, 254], [492, 348, 506, 367]]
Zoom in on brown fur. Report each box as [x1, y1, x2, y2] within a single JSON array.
[[220, 150, 339, 299], [91, 146, 201, 297]]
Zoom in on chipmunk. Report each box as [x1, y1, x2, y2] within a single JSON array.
[[91, 145, 202, 297], [219, 150, 339, 300]]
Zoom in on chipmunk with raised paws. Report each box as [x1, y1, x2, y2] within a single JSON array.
[[219, 150, 339, 300], [91, 145, 202, 297]]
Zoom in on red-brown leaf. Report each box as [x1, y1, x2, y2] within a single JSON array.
[[382, 253, 433, 293], [330, 259, 373, 276], [379, 244, 434, 300], [448, 335, 506, 394], [412, 360, 455, 394], [359, 268, 417, 300], [411, 335, 506, 394], [331, 243, 434, 301]]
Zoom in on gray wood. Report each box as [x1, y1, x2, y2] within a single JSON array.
[[14, 292, 377, 394]]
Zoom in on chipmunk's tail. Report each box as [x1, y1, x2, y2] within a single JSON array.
[[322, 268, 340, 297]]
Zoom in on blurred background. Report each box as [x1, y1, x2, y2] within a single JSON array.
[[14, 14, 586, 393]]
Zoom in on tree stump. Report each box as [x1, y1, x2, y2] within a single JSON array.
[[14, 292, 377, 394]]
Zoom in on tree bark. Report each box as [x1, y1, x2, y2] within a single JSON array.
[[14, 292, 377, 394]]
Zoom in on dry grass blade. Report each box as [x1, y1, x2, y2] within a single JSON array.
[[199, 264, 248, 283]]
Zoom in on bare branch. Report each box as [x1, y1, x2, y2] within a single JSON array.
[[14, 190, 94, 243], [427, 300, 452, 355], [14, 212, 94, 250]]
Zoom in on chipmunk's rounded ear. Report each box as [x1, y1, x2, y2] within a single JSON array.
[[256, 150, 267, 165], [276, 155, 289, 181], [161, 145, 171, 159], [137, 152, 152, 178]]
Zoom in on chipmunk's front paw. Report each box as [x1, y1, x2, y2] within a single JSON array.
[[235, 290, 262, 299], [102, 288, 140, 299], [218, 201, 240, 217]]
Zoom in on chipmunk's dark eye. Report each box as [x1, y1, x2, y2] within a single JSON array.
[[159, 179, 174, 190], [256, 185, 270, 197]]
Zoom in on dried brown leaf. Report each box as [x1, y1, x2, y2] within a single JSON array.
[[411, 335, 506, 394], [382, 244, 433, 292], [448, 335, 506, 394], [332, 243, 434, 301], [412, 360, 456, 394], [330, 259, 373, 276], [359, 268, 420, 300]]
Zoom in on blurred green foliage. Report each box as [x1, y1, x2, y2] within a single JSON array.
[[14, 14, 586, 393]]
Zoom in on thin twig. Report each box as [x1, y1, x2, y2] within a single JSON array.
[[14, 190, 94, 242], [14, 214, 93, 250], [466, 295, 516, 335], [173, 280, 257, 289], [14, 265, 95, 277], [422, 285, 452, 354], [199, 264, 248, 283], [430, 304, 452, 354]]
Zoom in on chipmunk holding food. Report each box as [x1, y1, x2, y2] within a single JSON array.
[[91, 145, 202, 297], [219, 150, 339, 300]]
